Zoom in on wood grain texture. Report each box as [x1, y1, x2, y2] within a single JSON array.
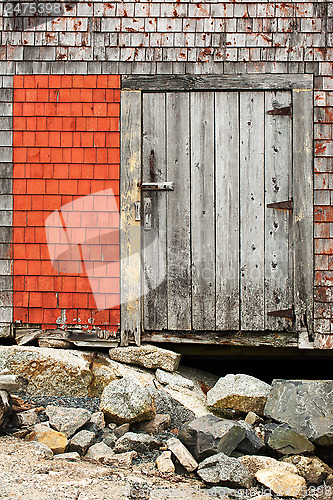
[[215, 92, 240, 330], [264, 90, 293, 332], [121, 83, 314, 345], [142, 330, 298, 347], [240, 92, 265, 331], [190, 91, 215, 330], [120, 90, 142, 346], [166, 92, 192, 330], [122, 75, 313, 92], [142, 93, 168, 331], [292, 88, 314, 340]]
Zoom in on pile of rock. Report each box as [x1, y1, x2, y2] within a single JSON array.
[[2, 344, 333, 499]]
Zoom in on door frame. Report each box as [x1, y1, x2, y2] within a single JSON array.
[[120, 74, 314, 347]]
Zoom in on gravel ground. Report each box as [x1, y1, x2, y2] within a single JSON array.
[[1, 394, 210, 499], [0, 436, 211, 500]]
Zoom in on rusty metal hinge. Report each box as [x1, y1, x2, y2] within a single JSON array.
[[267, 198, 293, 211], [267, 105, 292, 116], [267, 307, 295, 322]]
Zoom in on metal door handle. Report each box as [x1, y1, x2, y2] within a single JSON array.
[[138, 182, 174, 191]]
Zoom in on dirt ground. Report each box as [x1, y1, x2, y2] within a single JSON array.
[[0, 436, 211, 500]]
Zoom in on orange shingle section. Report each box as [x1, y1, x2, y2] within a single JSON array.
[[13, 75, 121, 336]]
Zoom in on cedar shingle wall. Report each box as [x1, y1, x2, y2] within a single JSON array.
[[0, 1, 331, 73], [314, 65, 333, 347]]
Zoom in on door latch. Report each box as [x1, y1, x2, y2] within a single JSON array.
[[143, 197, 152, 231], [134, 201, 141, 221], [138, 182, 175, 191]]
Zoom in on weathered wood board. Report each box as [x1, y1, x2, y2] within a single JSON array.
[[240, 92, 265, 331], [142, 93, 168, 331], [166, 92, 192, 330], [215, 92, 240, 330]]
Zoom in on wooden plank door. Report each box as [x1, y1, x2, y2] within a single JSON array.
[[141, 90, 293, 333]]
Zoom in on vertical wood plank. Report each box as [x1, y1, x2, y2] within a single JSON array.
[[293, 88, 314, 340], [142, 93, 168, 330], [264, 91, 293, 331], [166, 92, 192, 330], [120, 90, 142, 346], [240, 92, 265, 331], [215, 92, 240, 330], [191, 92, 215, 330]]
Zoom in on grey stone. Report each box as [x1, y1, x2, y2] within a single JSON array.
[[108, 345, 181, 372], [90, 412, 105, 431], [38, 338, 72, 349], [267, 425, 315, 455], [114, 432, 161, 454], [100, 377, 156, 425], [239, 455, 298, 476], [178, 414, 246, 461], [197, 452, 253, 488], [100, 429, 117, 448], [45, 406, 91, 438], [85, 442, 114, 460], [255, 468, 306, 498], [114, 423, 130, 438], [207, 374, 271, 416], [264, 379, 333, 446], [31, 441, 53, 460], [103, 451, 137, 468], [167, 437, 198, 472], [283, 455, 333, 485], [53, 452, 80, 461], [156, 451, 175, 473], [152, 387, 196, 428], [0, 346, 118, 397], [244, 412, 263, 426], [136, 414, 171, 435], [17, 408, 39, 428], [155, 369, 194, 390], [69, 430, 95, 455], [236, 421, 266, 455], [80, 422, 99, 436]]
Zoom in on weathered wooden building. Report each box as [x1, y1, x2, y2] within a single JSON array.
[[0, 1, 332, 350]]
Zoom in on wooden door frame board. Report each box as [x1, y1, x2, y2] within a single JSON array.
[[120, 90, 142, 347], [120, 75, 314, 348], [121, 74, 313, 92]]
